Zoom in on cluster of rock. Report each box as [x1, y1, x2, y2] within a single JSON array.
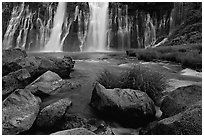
[[2, 49, 202, 135], [2, 49, 114, 135]]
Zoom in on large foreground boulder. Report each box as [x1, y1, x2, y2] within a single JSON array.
[[2, 89, 41, 135], [36, 98, 72, 128], [50, 128, 95, 135], [3, 69, 31, 99], [161, 85, 202, 118], [3, 49, 75, 78], [140, 101, 202, 135], [90, 83, 156, 127]]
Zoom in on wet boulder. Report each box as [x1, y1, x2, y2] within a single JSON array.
[[161, 85, 202, 118], [2, 89, 41, 135], [35, 98, 72, 128], [140, 101, 202, 135], [50, 128, 96, 135], [2, 69, 31, 99], [90, 83, 156, 127], [25, 71, 66, 97]]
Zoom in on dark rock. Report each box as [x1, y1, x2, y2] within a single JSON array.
[[126, 50, 136, 57], [50, 128, 96, 135], [140, 101, 202, 135], [2, 48, 27, 66], [2, 69, 31, 99], [90, 83, 156, 127], [2, 89, 41, 135], [36, 98, 72, 128], [161, 85, 202, 118], [35, 56, 74, 78], [25, 71, 66, 97], [63, 56, 75, 69]]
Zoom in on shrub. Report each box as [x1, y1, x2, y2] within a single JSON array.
[[97, 66, 168, 103]]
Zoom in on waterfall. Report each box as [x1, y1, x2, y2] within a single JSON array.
[[43, 2, 67, 52], [85, 2, 109, 52]]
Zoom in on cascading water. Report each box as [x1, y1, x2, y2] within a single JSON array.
[[3, 2, 186, 52], [43, 2, 67, 52], [85, 2, 109, 52]]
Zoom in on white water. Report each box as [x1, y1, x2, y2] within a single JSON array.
[[85, 2, 109, 52], [43, 2, 67, 52]]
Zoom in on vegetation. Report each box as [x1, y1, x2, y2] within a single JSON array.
[[97, 66, 168, 103], [127, 44, 202, 71]]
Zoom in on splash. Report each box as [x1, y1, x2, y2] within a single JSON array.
[[85, 2, 109, 52], [43, 2, 67, 52]]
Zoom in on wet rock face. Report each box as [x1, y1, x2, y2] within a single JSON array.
[[161, 85, 202, 118], [2, 89, 41, 135], [36, 98, 72, 128], [50, 128, 96, 135], [90, 83, 156, 127], [3, 69, 31, 99], [140, 101, 202, 135]]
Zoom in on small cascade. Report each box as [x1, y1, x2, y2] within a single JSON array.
[[85, 2, 109, 52], [77, 7, 89, 52], [43, 2, 67, 52], [144, 14, 156, 48]]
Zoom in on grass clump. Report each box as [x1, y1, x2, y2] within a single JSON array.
[[97, 66, 168, 103]]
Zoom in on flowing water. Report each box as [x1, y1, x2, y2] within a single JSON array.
[[85, 2, 109, 52], [43, 2, 67, 52]]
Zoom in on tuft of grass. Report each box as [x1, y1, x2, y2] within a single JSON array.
[[97, 66, 168, 103]]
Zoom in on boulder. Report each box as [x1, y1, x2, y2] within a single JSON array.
[[35, 56, 75, 78], [140, 101, 202, 135], [2, 56, 39, 77], [90, 83, 156, 127], [161, 85, 202, 117], [2, 48, 27, 65], [36, 98, 72, 128], [3, 69, 31, 99], [50, 128, 95, 135], [2, 89, 41, 135], [25, 71, 66, 97], [3, 53, 75, 78]]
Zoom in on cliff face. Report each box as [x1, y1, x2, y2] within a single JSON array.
[[2, 2, 201, 51]]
